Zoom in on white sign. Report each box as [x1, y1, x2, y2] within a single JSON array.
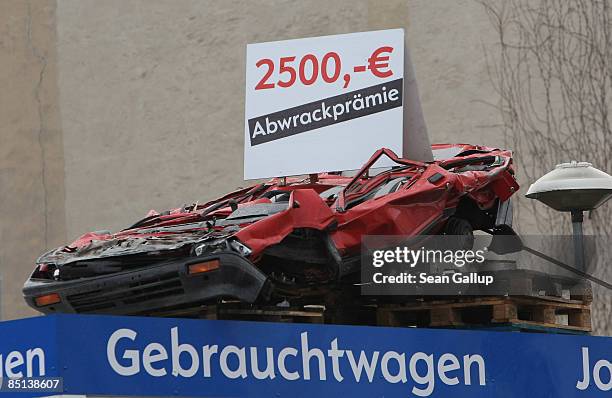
[[244, 29, 405, 179]]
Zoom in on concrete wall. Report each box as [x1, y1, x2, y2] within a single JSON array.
[[0, 0, 65, 320], [55, 0, 498, 238], [1, 0, 609, 333], [1, 0, 500, 320]]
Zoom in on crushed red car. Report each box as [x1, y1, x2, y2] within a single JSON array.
[[23, 144, 519, 315]]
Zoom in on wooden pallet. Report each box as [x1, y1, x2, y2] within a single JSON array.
[[324, 305, 378, 326], [482, 269, 593, 304], [142, 301, 385, 326], [201, 303, 326, 324], [151, 296, 590, 335], [376, 296, 591, 334]]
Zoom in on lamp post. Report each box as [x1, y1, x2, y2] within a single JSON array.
[[525, 161, 612, 272]]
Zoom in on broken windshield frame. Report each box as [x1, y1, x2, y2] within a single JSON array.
[[335, 148, 426, 212]]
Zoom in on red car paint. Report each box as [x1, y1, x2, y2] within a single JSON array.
[[25, 144, 519, 314], [63, 144, 517, 260]]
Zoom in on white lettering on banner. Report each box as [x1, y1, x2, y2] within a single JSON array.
[[107, 328, 139, 376], [327, 338, 344, 382], [143, 343, 167, 377], [220, 345, 247, 379], [250, 86, 402, 141], [437, 353, 461, 386], [301, 331, 326, 380], [577, 347, 612, 391], [346, 350, 379, 382], [250, 347, 276, 380], [0, 347, 45, 378], [171, 326, 198, 377], [106, 328, 487, 396], [381, 351, 407, 384], [277, 347, 300, 380], [202, 345, 217, 377], [463, 355, 487, 386], [409, 352, 433, 396]]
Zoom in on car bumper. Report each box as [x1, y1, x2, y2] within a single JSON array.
[[23, 252, 269, 315]]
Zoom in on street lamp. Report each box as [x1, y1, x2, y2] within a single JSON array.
[[526, 161, 612, 272]]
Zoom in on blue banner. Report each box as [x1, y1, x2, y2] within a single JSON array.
[[0, 314, 610, 397]]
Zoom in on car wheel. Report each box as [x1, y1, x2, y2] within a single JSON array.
[[443, 217, 474, 250]]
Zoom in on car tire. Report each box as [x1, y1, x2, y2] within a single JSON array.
[[443, 217, 474, 250]]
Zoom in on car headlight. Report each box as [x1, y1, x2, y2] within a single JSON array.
[[229, 239, 252, 257], [193, 243, 207, 256], [193, 238, 227, 256]]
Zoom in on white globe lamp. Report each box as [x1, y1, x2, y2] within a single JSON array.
[[526, 161, 612, 271]]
